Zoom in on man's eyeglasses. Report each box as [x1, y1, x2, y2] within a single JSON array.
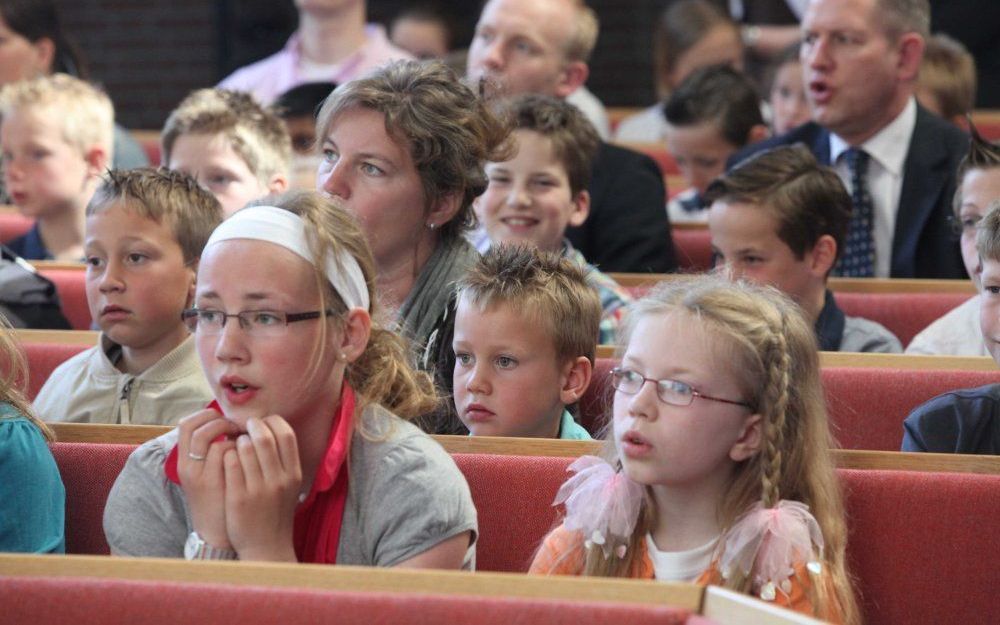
[[181, 308, 332, 337], [610, 367, 752, 409]]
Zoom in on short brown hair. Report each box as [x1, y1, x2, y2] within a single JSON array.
[[953, 124, 1000, 217], [500, 93, 600, 195], [87, 168, 224, 264], [704, 145, 852, 261], [653, 0, 737, 98], [456, 244, 601, 364], [316, 60, 511, 245], [919, 34, 976, 121], [161, 88, 292, 186]]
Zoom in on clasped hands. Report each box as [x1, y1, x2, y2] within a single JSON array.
[[177, 409, 303, 562]]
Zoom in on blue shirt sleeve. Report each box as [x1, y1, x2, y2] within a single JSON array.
[[0, 410, 66, 553]]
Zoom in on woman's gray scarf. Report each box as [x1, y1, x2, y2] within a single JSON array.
[[397, 237, 478, 352]]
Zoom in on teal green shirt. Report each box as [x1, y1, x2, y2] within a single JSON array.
[[0, 404, 65, 553], [558, 409, 593, 440]]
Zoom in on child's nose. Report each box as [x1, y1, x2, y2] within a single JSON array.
[[465, 362, 491, 394], [506, 185, 529, 208], [98, 260, 126, 292], [213, 317, 250, 363], [627, 379, 659, 420]]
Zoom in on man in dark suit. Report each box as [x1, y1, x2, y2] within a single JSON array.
[[466, 0, 676, 273], [730, 0, 967, 279]]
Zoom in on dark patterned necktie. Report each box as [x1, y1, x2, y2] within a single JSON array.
[[837, 147, 875, 277]]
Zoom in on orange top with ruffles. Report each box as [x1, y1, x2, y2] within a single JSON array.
[[529, 525, 844, 624]]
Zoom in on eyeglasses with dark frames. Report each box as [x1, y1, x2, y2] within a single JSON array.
[[181, 308, 332, 337]]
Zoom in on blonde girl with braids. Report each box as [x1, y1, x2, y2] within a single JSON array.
[[0, 315, 65, 553], [530, 276, 858, 624], [104, 190, 477, 568]]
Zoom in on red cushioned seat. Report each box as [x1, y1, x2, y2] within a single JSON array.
[[36, 268, 91, 330], [822, 367, 1000, 451], [23, 342, 90, 400], [671, 228, 713, 273], [833, 292, 970, 346], [51, 442, 134, 555], [2, 576, 696, 625], [0, 211, 34, 244], [50, 443, 1000, 625], [841, 469, 1000, 625]]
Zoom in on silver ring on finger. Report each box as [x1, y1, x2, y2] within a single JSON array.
[[188, 451, 207, 461]]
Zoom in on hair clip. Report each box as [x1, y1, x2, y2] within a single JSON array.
[[719, 500, 825, 601], [553, 456, 643, 559]]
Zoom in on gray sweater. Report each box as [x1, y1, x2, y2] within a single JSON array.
[[103, 403, 477, 568]]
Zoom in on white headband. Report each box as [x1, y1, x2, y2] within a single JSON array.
[[205, 205, 370, 312]]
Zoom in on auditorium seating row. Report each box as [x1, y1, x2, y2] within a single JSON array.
[[44, 439, 1000, 625], [1, 253, 981, 348], [17, 334, 999, 451]]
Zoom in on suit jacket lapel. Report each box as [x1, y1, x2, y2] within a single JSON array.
[[892, 107, 950, 276]]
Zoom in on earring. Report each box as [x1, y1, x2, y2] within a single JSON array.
[[338, 352, 348, 361], [426, 222, 437, 230]]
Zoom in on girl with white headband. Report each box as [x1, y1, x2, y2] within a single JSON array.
[[104, 191, 477, 568]]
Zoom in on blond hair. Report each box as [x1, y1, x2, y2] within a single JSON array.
[[255, 191, 440, 424], [87, 168, 224, 265], [564, 0, 599, 63], [161, 88, 292, 187], [0, 315, 53, 441], [0, 72, 114, 160], [581, 277, 858, 624], [456, 244, 601, 364], [316, 60, 512, 245], [919, 34, 976, 121]]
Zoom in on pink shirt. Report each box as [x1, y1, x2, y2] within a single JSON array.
[[218, 24, 413, 104]]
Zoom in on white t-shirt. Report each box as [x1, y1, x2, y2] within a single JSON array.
[[646, 534, 718, 582]]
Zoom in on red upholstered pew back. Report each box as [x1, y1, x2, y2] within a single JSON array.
[[50, 442, 1000, 625], [2, 576, 696, 625], [0, 211, 33, 243], [833, 291, 971, 346], [671, 228, 714, 273], [36, 267, 91, 330], [579, 361, 1000, 450], [23, 341, 90, 399]]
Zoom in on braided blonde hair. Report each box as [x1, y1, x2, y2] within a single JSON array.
[[580, 276, 858, 624]]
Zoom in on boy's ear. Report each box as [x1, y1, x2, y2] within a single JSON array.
[[340, 308, 373, 364], [84, 146, 110, 177], [567, 190, 590, 228], [553, 61, 589, 99], [267, 173, 289, 195], [426, 192, 463, 231], [808, 234, 838, 277], [559, 356, 593, 405], [185, 263, 198, 308], [747, 123, 771, 145], [729, 412, 763, 462]]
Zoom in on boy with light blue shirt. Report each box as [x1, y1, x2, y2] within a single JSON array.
[[452, 245, 599, 440]]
